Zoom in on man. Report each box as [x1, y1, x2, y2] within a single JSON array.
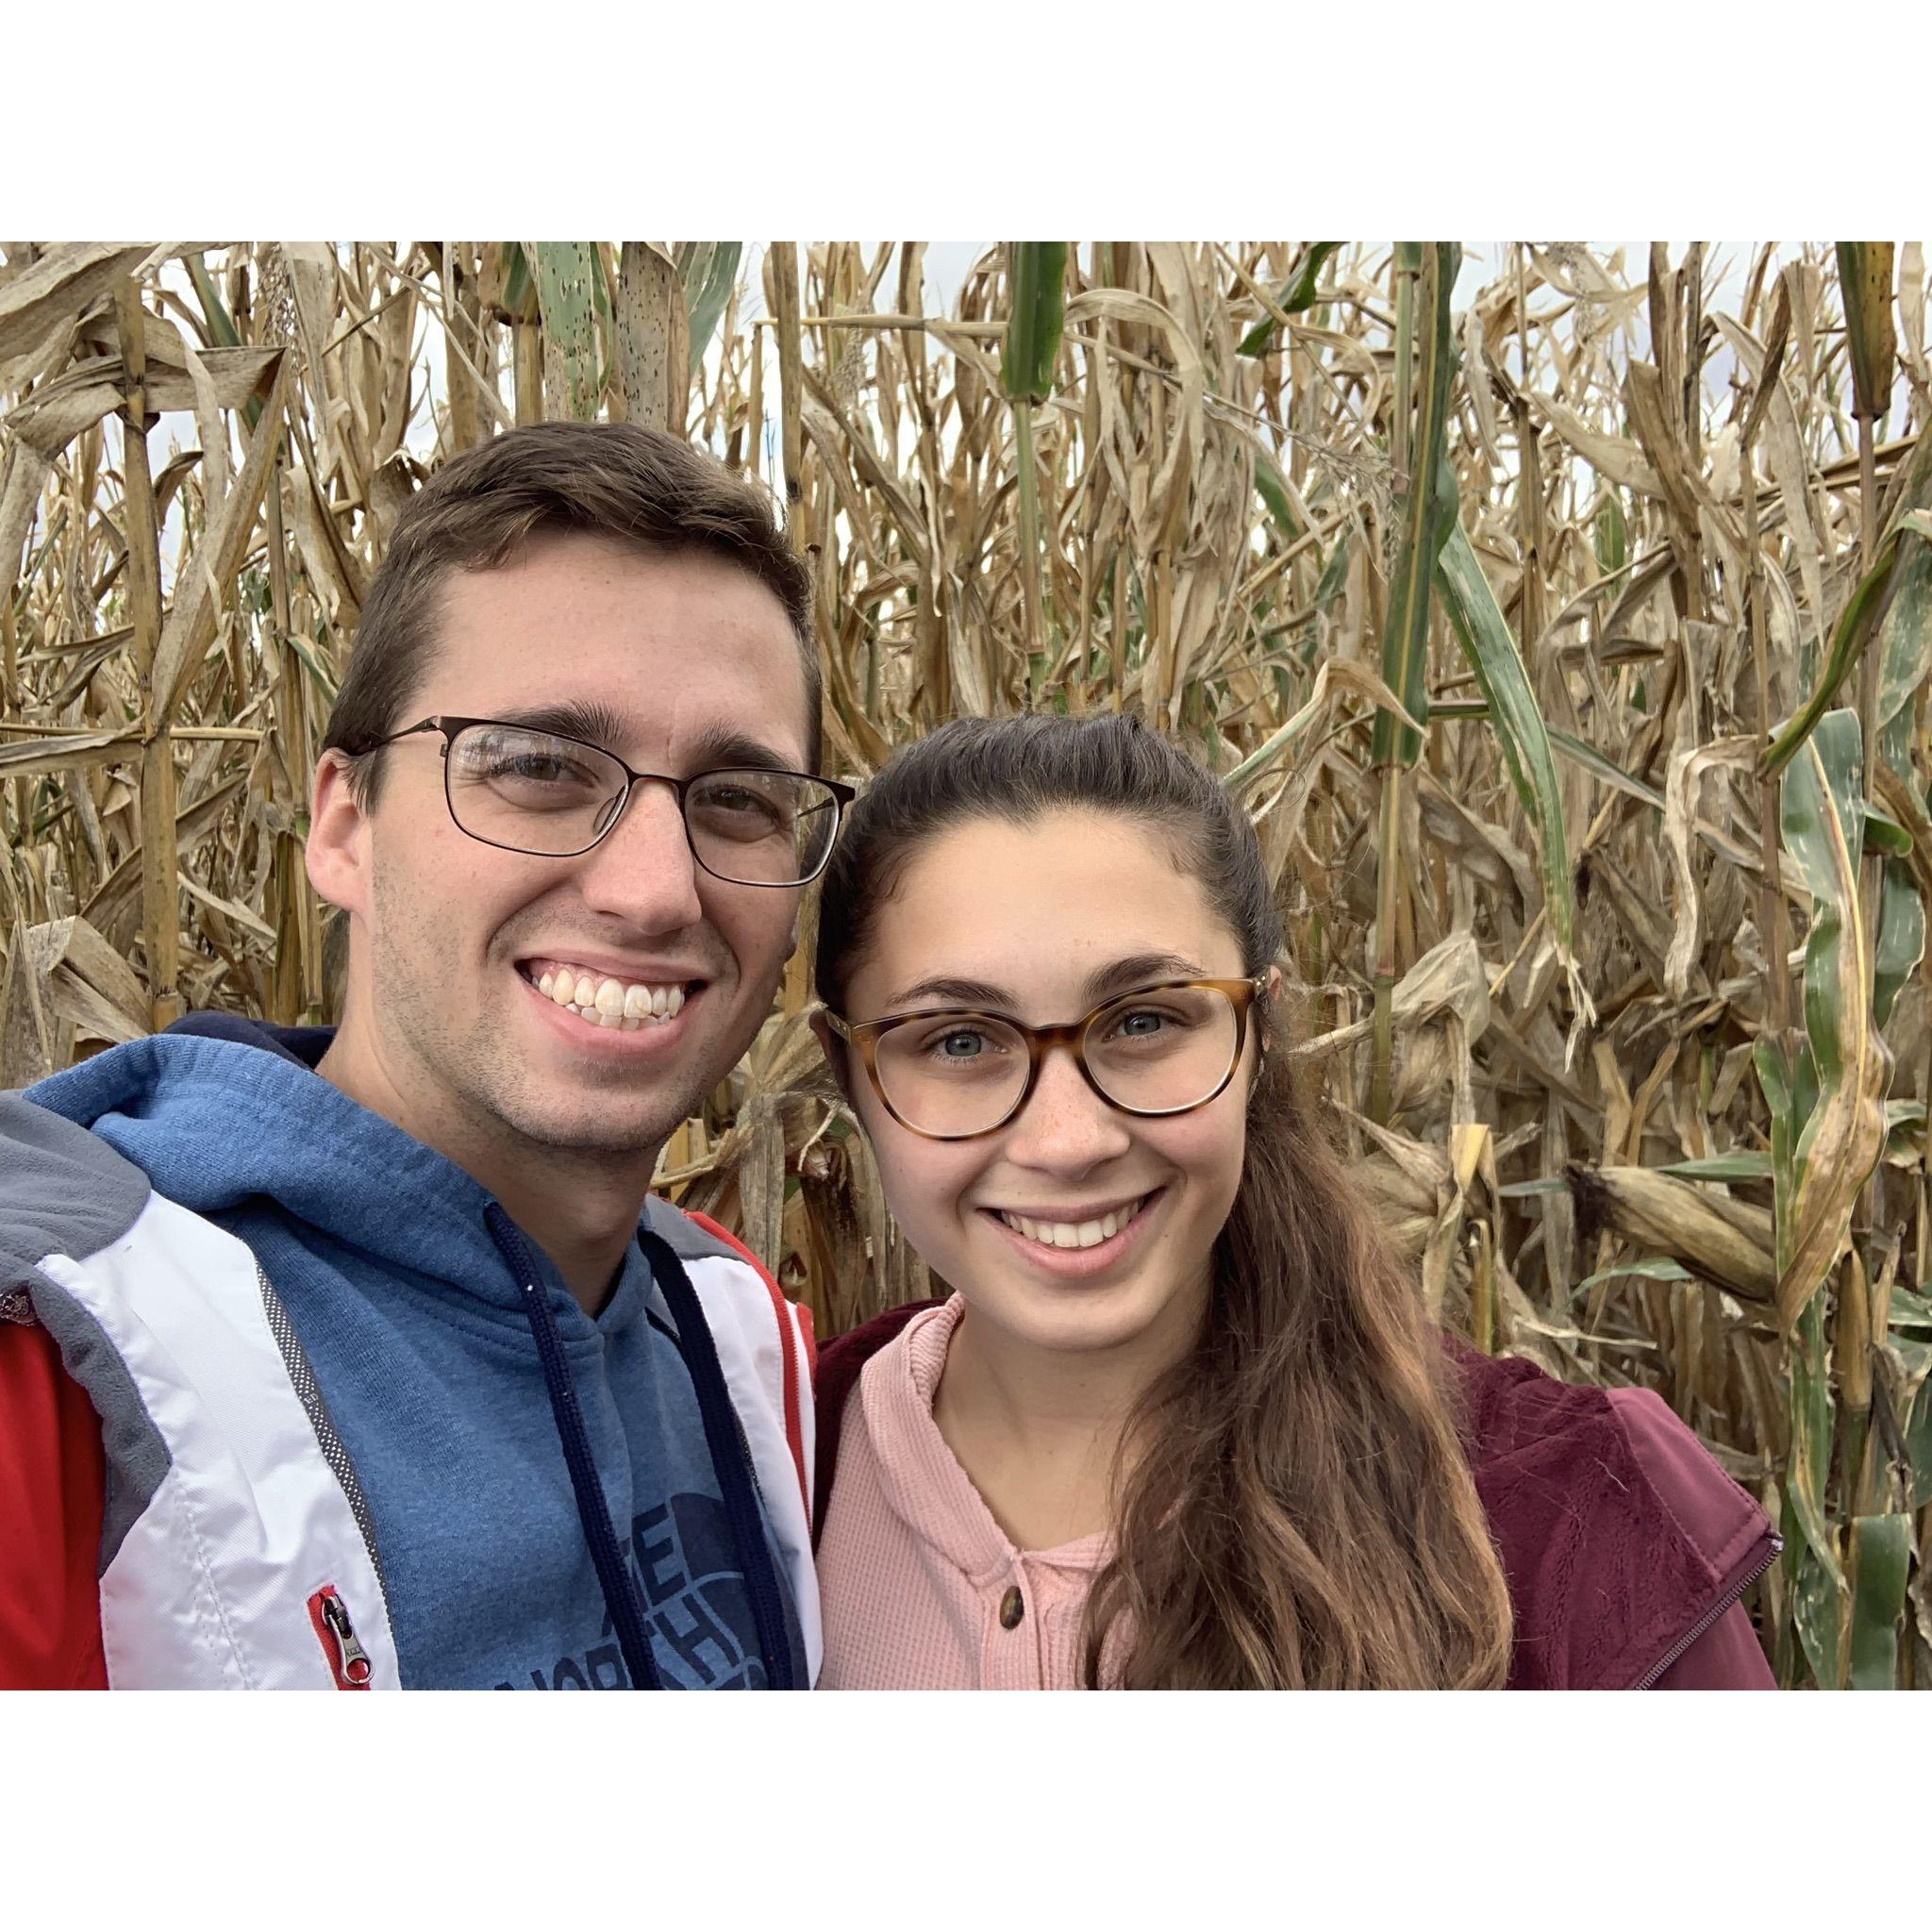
[[0, 423, 843, 1689]]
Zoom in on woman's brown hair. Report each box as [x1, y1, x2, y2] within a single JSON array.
[[815, 713, 1512, 1688]]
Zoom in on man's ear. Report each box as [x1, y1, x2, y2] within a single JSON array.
[[808, 1008, 857, 1108], [306, 750, 373, 920]]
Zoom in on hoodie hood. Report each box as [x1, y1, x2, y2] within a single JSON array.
[[25, 1015, 558, 1320]]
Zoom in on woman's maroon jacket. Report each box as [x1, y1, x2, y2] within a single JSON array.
[[812, 1305, 1780, 1690]]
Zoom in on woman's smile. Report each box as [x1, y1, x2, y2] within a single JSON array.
[[977, 1186, 1166, 1276]]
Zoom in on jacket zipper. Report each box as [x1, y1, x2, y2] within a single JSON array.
[[1632, 1532, 1783, 1689], [257, 1264, 391, 1615], [308, 1585, 374, 1690]]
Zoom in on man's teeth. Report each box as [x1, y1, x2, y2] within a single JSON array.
[[536, 967, 687, 1030], [996, 1197, 1147, 1251]]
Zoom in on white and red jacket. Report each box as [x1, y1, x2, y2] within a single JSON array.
[[0, 1091, 817, 1690]]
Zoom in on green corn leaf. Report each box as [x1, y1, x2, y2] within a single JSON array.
[[1875, 523, 1932, 774], [675, 242, 744, 377], [1594, 490, 1627, 576], [588, 242, 615, 334], [1238, 242, 1343, 356], [501, 242, 535, 321], [283, 628, 340, 705], [1002, 243, 1067, 405], [1314, 525, 1352, 620], [1437, 518, 1575, 965], [532, 242, 599, 422], [1574, 1257, 1691, 1293], [1755, 1033, 1795, 1189], [1657, 1152, 1774, 1183], [1756, 1031, 1849, 1623], [1846, 1512, 1911, 1688], [1374, 242, 1459, 772], [185, 251, 262, 431], [1790, 1536, 1844, 1690], [1781, 713, 1889, 1331], [1862, 806, 1912, 855], [1906, 1384, 1932, 1510], [185, 253, 242, 350], [1764, 532, 1906, 778], [1874, 854, 1926, 1028], [1547, 725, 1666, 811], [1790, 1296, 1848, 1620], [1254, 447, 1299, 537]]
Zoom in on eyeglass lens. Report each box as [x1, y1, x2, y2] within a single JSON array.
[[871, 984, 1242, 1137], [442, 723, 839, 884]]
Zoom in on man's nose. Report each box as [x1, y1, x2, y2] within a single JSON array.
[[1000, 1042, 1134, 1174], [571, 779, 706, 931]]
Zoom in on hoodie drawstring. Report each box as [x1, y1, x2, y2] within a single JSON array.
[[484, 1205, 661, 1690]]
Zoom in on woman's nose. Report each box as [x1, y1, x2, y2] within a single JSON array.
[[1000, 1042, 1134, 1174]]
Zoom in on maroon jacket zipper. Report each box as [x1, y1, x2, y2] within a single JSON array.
[[1632, 1531, 1782, 1689]]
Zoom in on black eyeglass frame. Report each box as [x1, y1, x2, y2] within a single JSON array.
[[360, 714, 857, 888], [822, 975, 1270, 1141]]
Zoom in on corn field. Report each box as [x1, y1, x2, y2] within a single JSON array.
[[3, 240, 1929, 1689]]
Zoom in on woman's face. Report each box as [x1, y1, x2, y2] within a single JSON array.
[[832, 808, 1260, 1365]]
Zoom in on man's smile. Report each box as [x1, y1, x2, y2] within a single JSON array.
[[516, 957, 707, 1030]]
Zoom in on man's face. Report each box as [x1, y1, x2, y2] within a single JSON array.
[[311, 533, 811, 1168]]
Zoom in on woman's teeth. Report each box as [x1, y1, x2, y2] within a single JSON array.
[[996, 1196, 1147, 1251], [536, 966, 687, 1030]]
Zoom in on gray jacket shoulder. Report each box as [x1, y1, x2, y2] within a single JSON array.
[[0, 1091, 151, 1281], [641, 1191, 752, 1268]]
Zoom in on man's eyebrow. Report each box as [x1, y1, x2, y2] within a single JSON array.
[[679, 726, 808, 776], [877, 954, 1208, 1017], [490, 699, 632, 748], [475, 708, 804, 776], [679, 724, 808, 775]]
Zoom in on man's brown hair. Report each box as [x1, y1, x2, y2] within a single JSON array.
[[322, 422, 819, 801]]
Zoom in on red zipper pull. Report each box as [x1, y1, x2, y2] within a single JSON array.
[[307, 1585, 374, 1690]]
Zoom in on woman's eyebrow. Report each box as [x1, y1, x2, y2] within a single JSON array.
[[881, 954, 1208, 1014], [879, 974, 1014, 1011], [1082, 952, 1206, 1001]]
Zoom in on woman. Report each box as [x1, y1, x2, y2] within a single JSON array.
[[808, 714, 1777, 1689]]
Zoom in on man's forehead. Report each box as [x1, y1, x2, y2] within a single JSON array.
[[423, 550, 812, 769]]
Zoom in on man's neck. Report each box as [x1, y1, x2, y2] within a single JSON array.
[[315, 1029, 656, 1316]]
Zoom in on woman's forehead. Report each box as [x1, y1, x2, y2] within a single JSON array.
[[855, 810, 1240, 1004]]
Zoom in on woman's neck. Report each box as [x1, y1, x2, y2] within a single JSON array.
[[930, 1281, 1204, 1554]]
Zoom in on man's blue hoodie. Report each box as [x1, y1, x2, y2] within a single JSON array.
[[25, 1019, 803, 1690]]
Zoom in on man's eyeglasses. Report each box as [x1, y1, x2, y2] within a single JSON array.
[[822, 977, 1268, 1141], [358, 716, 855, 889]]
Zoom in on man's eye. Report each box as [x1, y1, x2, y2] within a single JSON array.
[[708, 786, 783, 819], [495, 754, 576, 783]]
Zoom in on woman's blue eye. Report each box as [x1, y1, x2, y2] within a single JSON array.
[[938, 1031, 985, 1058]]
